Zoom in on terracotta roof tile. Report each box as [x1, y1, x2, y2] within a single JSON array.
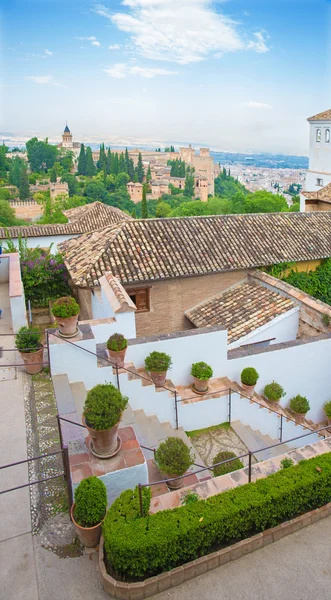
[[185, 281, 296, 343], [301, 182, 331, 202], [59, 212, 331, 287], [307, 109, 331, 121]]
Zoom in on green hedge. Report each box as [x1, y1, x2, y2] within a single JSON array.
[[103, 453, 331, 580]]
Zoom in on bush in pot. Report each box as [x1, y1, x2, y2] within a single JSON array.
[[323, 400, 331, 425], [106, 333, 128, 368], [71, 476, 107, 547], [263, 381, 285, 404], [289, 395, 310, 419], [212, 451, 243, 477], [154, 436, 195, 489], [52, 296, 80, 337], [83, 383, 128, 458], [144, 351, 172, 387], [191, 361, 213, 393], [15, 326, 44, 374], [240, 367, 259, 396]]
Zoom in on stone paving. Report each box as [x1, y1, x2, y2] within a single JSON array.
[[189, 424, 253, 468]]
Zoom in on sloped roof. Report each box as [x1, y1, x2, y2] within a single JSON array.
[[185, 280, 296, 343], [301, 182, 331, 203], [0, 202, 130, 239], [59, 212, 331, 287], [64, 124, 70, 133], [307, 109, 331, 122]]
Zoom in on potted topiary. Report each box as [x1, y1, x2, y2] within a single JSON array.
[[323, 400, 331, 426], [212, 451, 243, 477], [52, 296, 80, 337], [154, 436, 195, 490], [289, 395, 310, 421], [240, 367, 259, 396], [191, 361, 213, 393], [15, 326, 44, 374], [106, 333, 128, 368], [83, 383, 128, 458], [71, 476, 107, 548], [144, 351, 172, 386], [263, 381, 285, 404]]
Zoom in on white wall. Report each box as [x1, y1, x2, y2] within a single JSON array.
[[10, 295, 28, 332], [8, 234, 80, 254], [306, 119, 331, 190], [91, 288, 136, 338], [0, 256, 9, 282], [228, 308, 299, 350]]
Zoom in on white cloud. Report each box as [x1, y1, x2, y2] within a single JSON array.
[[25, 75, 62, 86], [104, 63, 178, 78], [44, 49, 53, 56], [26, 48, 53, 59], [244, 101, 273, 109], [76, 36, 101, 47], [93, 1, 270, 64], [108, 44, 121, 50], [91, 40, 101, 46]]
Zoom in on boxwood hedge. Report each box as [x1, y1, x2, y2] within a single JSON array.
[[103, 453, 331, 580]]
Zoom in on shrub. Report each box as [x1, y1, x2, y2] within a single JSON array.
[[20, 250, 71, 308], [263, 381, 285, 402], [182, 492, 199, 506], [289, 395, 310, 414], [280, 458, 294, 469], [15, 326, 42, 353], [322, 313, 330, 327], [145, 351, 172, 373], [154, 437, 194, 477], [106, 333, 127, 352], [323, 400, 331, 418], [74, 476, 107, 528], [103, 453, 331, 579], [241, 367, 259, 386], [52, 296, 80, 318], [191, 362, 213, 380], [212, 451, 243, 477], [83, 383, 128, 430]]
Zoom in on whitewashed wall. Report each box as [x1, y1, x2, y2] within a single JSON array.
[[7, 234, 80, 254], [229, 307, 299, 350]]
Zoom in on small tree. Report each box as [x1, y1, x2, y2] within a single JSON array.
[[137, 152, 144, 183], [141, 183, 148, 218], [146, 164, 152, 183], [184, 167, 195, 198], [77, 144, 87, 176], [49, 165, 57, 183], [85, 146, 96, 177], [19, 166, 30, 200]]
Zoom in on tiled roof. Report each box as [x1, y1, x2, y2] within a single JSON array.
[[101, 273, 136, 313], [307, 109, 331, 121], [59, 212, 331, 287], [301, 182, 331, 202], [185, 281, 296, 343], [0, 202, 130, 239]]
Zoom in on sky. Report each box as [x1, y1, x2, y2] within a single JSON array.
[[1, 0, 331, 154]]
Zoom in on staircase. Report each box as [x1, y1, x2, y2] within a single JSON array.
[[231, 421, 291, 461]]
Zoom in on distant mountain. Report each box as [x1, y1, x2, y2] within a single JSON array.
[[211, 151, 308, 170]]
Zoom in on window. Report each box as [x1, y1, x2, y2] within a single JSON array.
[[127, 288, 150, 312], [326, 129, 330, 143], [316, 128, 321, 142], [317, 178, 324, 186]]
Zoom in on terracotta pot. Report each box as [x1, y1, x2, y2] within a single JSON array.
[[192, 376, 209, 393], [291, 410, 307, 423], [56, 313, 79, 337], [241, 382, 256, 397], [19, 346, 44, 374], [71, 503, 103, 548], [106, 347, 127, 368], [150, 370, 167, 387], [166, 475, 184, 490], [264, 396, 280, 405], [83, 417, 121, 458]]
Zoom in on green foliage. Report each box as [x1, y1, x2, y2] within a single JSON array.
[[28, 174, 37, 185], [141, 183, 148, 218], [20, 248, 71, 307], [184, 168, 195, 198], [241, 367, 259, 386], [212, 451, 243, 477], [26, 137, 58, 172], [61, 173, 80, 196], [58, 149, 74, 172], [168, 158, 186, 177], [154, 437, 194, 477], [85, 146, 96, 177], [83, 383, 128, 430], [15, 326, 42, 353], [264, 261, 296, 278], [155, 201, 171, 218], [0, 144, 9, 177], [103, 453, 331, 579], [281, 259, 331, 307], [74, 476, 107, 528], [214, 170, 249, 200], [322, 314, 330, 327], [289, 202, 300, 212], [49, 165, 57, 183], [0, 188, 11, 201], [280, 458, 294, 469], [323, 400, 331, 418], [106, 333, 128, 351], [263, 381, 285, 402], [191, 362, 213, 380], [137, 152, 144, 183], [9, 156, 25, 187], [52, 296, 80, 318], [289, 395, 310, 414], [244, 190, 288, 213], [182, 492, 199, 506], [0, 199, 18, 226], [78, 144, 87, 176], [145, 351, 172, 373]]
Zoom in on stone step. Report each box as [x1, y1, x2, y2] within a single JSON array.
[[52, 373, 76, 415], [137, 368, 154, 387], [133, 409, 159, 454], [120, 404, 136, 428], [70, 381, 87, 421], [124, 362, 141, 381], [231, 420, 290, 461]]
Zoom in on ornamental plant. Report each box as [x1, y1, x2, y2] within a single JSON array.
[[289, 395, 310, 415], [106, 333, 127, 352], [241, 367, 259, 386], [154, 437, 194, 477], [15, 326, 42, 353], [212, 451, 243, 477], [52, 296, 80, 318], [145, 351, 172, 373], [74, 476, 107, 528], [280, 458, 294, 469], [191, 362, 213, 381], [323, 400, 331, 418], [263, 381, 285, 402], [83, 383, 128, 430]]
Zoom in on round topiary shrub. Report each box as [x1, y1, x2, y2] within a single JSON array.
[[323, 400, 331, 418], [241, 367, 259, 386], [212, 451, 243, 477], [106, 333, 127, 352], [289, 395, 310, 415], [15, 326, 42, 353], [264, 381, 285, 402], [145, 351, 172, 373], [154, 437, 194, 477], [74, 476, 107, 528], [52, 296, 80, 318], [83, 383, 128, 430], [191, 362, 213, 380]]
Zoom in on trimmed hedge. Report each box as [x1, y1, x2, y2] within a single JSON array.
[[103, 453, 331, 580]]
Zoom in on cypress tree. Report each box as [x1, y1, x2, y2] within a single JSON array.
[[77, 144, 87, 176], [137, 152, 144, 183], [9, 156, 23, 187], [131, 208, 137, 219], [50, 165, 57, 182], [85, 146, 96, 177], [133, 169, 139, 183], [125, 148, 130, 172], [141, 183, 148, 218], [107, 148, 112, 174], [127, 158, 135, 181], [184, 168, 195, 198], [112, 153, 119, 175], [19, 166, 30, 200], [146, 164, 152, 182], [118, 153, 127, 174], [97, 143, 107, 172]]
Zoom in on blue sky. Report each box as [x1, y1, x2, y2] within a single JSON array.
[[1, 0, 330, 153]]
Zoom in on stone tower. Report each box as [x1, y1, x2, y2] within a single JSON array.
[[62, 123, 73, 149], [306, 110, 331, 190]]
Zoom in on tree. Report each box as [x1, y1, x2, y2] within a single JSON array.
[[49, 165, 57, 183], [244, 191, 288, 213], [141, 183, 148, 218], [19, 166, 30, 200], [0, 144, 9, 177], [118, 152, 127, 174], [0, 199, 17, 225], [77, 144, 87, 176], [171, 200, 206, 217], [115, 172, 130, 188], [205, 197, 231, 215], [58, 149, 74, 172], [137, 152, 144, 183], [9, 156, 25, 187], [155, 201, 171, 218], [84, 181, 108, 202], [97, 143, 107, 172], [184, 168, 195, 198], [85, 146, 96, 177], [26, 137, 58, 172], [61, 173, 79, 196], [146, 164, 152, 183]]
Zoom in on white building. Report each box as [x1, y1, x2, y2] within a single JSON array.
[[305, 109, 331, 190]]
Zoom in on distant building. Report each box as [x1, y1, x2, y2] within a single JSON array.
[[50, 179, 69, 200], [57, 124, 81, 157], [127, 182, 143, 203], [301, 109, 331, 212]]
